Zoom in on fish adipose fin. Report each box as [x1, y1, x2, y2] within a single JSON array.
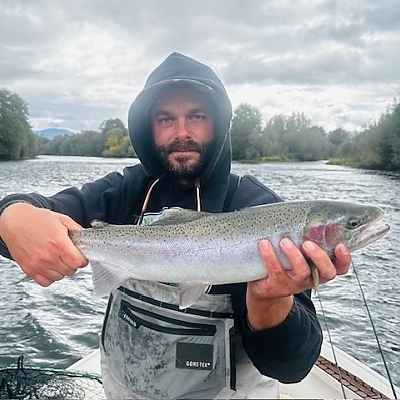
[[90, 260, 130, 297], [178, 283, 210, 309], [152, 207, 211, 226]]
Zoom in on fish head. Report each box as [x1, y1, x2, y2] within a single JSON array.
[[302, 201, 390, 256]]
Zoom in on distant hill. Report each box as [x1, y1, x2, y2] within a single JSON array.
[[37, 128, 73, 139]]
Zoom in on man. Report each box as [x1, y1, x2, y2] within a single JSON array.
[[0, 52, 350, 399]]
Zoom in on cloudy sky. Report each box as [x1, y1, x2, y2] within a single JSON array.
[[1, 0, 399, 133]]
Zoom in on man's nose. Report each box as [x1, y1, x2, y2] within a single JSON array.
[[175, 118, 191, 139]]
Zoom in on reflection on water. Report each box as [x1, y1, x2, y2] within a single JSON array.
[[0, 156, 399, 386]]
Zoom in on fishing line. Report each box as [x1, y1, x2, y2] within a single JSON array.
[[352, 261, 398, 399], [316, 292, 347, 399]]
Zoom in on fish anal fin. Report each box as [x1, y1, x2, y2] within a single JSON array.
[[178, 283, 209, 309]]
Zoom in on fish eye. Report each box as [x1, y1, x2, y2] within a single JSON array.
[[346, 216, 361, 229]]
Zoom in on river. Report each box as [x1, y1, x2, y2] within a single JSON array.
[[0, 155, 399, 387]]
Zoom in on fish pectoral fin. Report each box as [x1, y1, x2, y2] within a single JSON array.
[[152, 207, 211, 226], [90, 260, 130, 297], [90, 219, 109, 229], [178, 283, 209, 309]]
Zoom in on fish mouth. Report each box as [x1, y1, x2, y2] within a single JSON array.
[[350, 222, 390, 252]]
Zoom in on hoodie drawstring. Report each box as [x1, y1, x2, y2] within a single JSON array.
[[137, 177, 202, 225], [194, 178, 201, 212], [137, 178, 161, 225]]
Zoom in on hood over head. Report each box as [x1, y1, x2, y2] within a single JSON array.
[[128, 52, 233, 186]]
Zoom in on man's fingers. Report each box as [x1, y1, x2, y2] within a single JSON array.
[[302, 240, 338, 283], [280, 239, 312, 283], [258, 240, 278, 269], [59, 241, 88, 270], [59, 213, 84, 232], [58, 213, 88, 268], [63, 265, 81, 276], [254, 238, 352, 299], [33, 274, 54, 287], [334, 244, 351, 275]]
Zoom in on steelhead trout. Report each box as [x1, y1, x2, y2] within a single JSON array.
[[69, 200, 390, 308]]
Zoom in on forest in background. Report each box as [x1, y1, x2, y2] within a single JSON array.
[[1, 87, 400, 171]]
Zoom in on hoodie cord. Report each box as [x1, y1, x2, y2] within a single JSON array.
[[194, 178, 201, 212], [137, 177, 161, 225], [137, 176, 202, 225]]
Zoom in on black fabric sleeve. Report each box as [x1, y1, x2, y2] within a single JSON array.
[[229, 175, 283, 210], [240, 291, 322, 383]]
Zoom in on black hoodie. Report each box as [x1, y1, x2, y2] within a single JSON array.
[[0, 52, 322, 383]]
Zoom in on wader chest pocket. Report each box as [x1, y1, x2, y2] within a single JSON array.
[[101, 291, 236, 399], [119, 300, 217, 336]]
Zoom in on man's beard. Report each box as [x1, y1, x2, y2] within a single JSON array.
[[155, 139, 214, 179]]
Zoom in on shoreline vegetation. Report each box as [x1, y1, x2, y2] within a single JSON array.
[[1, 88, 400, 172], [234, 157, 385, 171]]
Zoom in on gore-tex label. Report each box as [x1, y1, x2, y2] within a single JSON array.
[[176, 342, 213, 370]]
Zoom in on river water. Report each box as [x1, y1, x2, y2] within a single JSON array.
[[0, 156, 399, 387]]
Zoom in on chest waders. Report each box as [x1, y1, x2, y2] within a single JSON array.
[[100, 280, 279, 399], [99, 175, 279, 398]]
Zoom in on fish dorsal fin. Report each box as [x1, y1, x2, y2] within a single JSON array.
[[151, 207, 211, 226], [90, 219, 109, 229]]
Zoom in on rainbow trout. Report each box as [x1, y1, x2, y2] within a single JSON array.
[[69, 200, 390, 308]]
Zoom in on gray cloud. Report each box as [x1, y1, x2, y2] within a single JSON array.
[[0, 0, 399, 132]]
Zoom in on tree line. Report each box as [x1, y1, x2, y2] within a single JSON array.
[[230, 102, 400, 171], [38, 119, 136, 158], [1, 87, 399, 171]]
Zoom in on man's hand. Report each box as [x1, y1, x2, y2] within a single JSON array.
[[0, 203, 88, 287], [246, 238, 351, 331]]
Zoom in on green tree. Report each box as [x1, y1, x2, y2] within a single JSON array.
[[99, 118, 127, 136], [286, 125, 327, 161], [352, 100, 400, 170], [285, 112, 312, 133], [262, 112, 327, 161], [327, 128, 353, 158], [230, 103, 263, 160], [102, 127, 135, 157], [0, 88, 37, 160], [262, 115, 289, 157], [389, 102, 400, 169], [100, 118, 135, 157], [328, 128, 350, 147], [74, 130, 107, 157]]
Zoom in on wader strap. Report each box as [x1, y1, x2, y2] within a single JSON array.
[[118, 286, 233, 319]]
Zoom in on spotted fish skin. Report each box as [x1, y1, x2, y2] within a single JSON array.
[[69, 200, 390, 307]]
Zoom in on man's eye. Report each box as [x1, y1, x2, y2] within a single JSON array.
[[190, 114, 205, 121], [158, 117, 172, 124]]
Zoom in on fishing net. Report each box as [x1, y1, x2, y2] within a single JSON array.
[[0, 356, 106, 399]]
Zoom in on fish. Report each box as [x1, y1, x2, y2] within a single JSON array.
[[69, 200, 390, 309]]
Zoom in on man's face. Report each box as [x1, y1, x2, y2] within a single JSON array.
[[151, 88, 214, 181]]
